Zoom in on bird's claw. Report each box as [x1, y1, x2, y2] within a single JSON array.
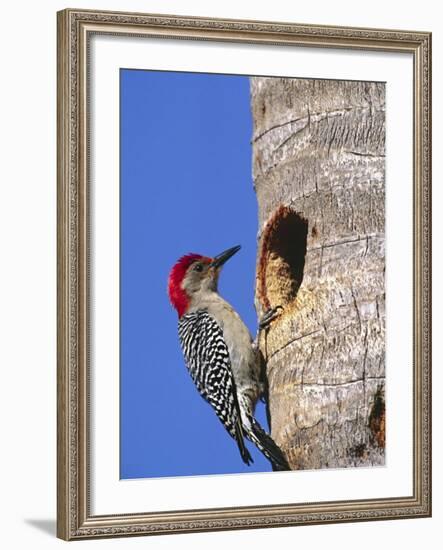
[[259, 305, 283, 330]]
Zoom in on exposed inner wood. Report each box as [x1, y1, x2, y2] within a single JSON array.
[[257, 206, 308, 311]]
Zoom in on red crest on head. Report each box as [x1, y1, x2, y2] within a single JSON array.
[[168, 253, 210, 317]]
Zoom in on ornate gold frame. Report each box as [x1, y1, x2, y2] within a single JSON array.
[[57, 8, 431, 540]]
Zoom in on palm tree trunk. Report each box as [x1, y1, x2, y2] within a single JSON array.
[[251, 77, 386, 469]]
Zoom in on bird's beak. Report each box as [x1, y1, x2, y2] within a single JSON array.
[[210, 245, 241, 268]]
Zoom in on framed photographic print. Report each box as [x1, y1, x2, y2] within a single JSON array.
[[57, 8, 432, 540]]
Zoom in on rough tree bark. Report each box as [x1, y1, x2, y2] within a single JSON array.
[[251, 78, 386, 470]]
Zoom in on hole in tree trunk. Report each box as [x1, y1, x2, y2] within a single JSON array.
[[368, 386, 386, 448], [258, 205, 308, 311]]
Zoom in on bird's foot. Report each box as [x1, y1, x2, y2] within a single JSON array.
[[259, 305, 283, 330]]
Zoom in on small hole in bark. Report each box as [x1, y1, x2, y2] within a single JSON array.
[[369, 386, 385, 448], [349, 443, 367, 459], [258, 206, 308, 310]]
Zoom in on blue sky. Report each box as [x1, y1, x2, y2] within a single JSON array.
[[120, 69, 271, 479]]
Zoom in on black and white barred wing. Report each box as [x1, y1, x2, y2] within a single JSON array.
[[178, 310, 253, 465]]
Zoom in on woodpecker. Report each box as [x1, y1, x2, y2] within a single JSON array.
[[168, 245, 290, 471]]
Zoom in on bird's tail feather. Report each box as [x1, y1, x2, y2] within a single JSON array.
[[234, 422, 254, 466], [246, 417, 290, 471]]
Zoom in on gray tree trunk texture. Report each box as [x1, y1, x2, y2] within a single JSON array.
[[251, 77, 386, 470]]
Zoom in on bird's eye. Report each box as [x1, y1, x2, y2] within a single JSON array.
[[194, 263, 203, 272]]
